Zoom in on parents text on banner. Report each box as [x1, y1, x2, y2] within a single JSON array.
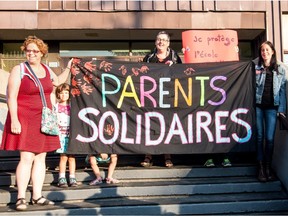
[[66, 58, 255, 155], [182, 30, 239, 63]]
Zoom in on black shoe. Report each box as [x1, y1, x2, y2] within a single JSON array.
[[257, 161, 267, 182], [266, 163, 276, 181]]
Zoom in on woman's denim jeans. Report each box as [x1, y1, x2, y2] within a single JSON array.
[[256, 106, 277, 162]]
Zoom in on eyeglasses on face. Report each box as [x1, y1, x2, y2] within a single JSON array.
[[156, 38, 169, 43], [25, 49, 40, 54]]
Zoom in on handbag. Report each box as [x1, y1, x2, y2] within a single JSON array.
[[41, 106, 59, 135], [24, 62, 59, 135]]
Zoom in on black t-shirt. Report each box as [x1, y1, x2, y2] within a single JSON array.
[[143, 49, 182, 64], [259, 68, 275, 108]]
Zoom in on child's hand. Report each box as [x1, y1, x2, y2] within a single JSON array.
[[104, 124, 114, 136]]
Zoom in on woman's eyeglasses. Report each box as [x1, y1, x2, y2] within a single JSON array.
[[25, 49, 40, 54]]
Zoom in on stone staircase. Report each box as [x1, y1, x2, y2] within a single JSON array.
[[0, 154, 288, 215]]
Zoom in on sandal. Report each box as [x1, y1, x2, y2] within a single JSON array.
[[16, 198, 27, 211], [32, 196, 54, 206], [140, 156, 153, 167], [165, 159, 173, 168], [106, 178, 120, 184], [89, 177, 103, 185]]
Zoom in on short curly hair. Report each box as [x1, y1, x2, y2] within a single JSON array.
[[20, 35, 48, 56]]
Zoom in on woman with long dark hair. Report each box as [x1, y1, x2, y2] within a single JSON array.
[[253, 41, 287, 182]]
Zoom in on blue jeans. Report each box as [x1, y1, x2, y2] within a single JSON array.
[[256, 107, 277, 162]]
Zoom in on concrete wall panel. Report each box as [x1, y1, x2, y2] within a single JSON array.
[[38, 1, 50, 10], [203, 0, 215, 11], [252, 13, 266, 29], [115, 0, 128, 11], [215, 1, 257, 11], [102, 1, 115, 11], [252, 1, 267, 11], [191, 1, 204, 11], [63, 0, 76, 10], [140, 1, 154, 10], [127, 1, 141, 11], [0, 1, 37, 10], [154, 0, 165, 11], [281, 1, 288, 11], [0, 12, 38, 29], [0, 0, 285, 12], [50, 0, 63, 10], [76, 0, 89, 10], [89, 0, 102, 10], [166, 1, 178, 11], [46, 11, 264, 30], [178, 1, 191, 11]]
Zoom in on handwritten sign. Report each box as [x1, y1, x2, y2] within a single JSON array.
[[182, 30, 239, 63]]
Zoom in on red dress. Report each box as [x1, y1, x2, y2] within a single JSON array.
[[0, 64, 60, 153]]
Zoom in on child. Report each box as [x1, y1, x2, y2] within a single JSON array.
[[87, 124, 120, 185], [86, 153, 120, 185], [55, 83, 78, 188]]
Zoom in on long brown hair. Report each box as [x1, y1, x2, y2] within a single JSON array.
[[257, 41, 278, 73]]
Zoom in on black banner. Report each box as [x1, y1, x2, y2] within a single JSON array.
[[67, 59, 256, 154]]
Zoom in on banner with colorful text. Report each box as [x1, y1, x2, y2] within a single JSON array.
[[67, 59, 255, 155]]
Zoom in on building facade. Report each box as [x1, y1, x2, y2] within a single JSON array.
[[1, 0, 288, 191], [0, 0, 288, 74]]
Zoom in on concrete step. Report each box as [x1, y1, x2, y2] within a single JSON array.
[[0, 175, 283, 205], [1, 191, 288, 215], [0, 165, 270, 205], [0, 164, 257, 187], [1, 155, 287, 215]]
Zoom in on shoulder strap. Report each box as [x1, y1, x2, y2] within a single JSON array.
[[171, 49, 178, 63], [146, 53, 155, 63], [24, 61, 47, 107], [20, 62, 39, 86], [172, 50, 176, 63], [146, 48, 158, 63]]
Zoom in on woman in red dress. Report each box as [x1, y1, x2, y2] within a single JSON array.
[[0, 36, 72, 210]]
